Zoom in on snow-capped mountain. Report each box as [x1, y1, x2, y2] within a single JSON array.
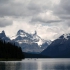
[[42, 33, 70, 58], [10, 30, 51, 53], [59, 33, 70, 40], [0, 30, 51, 53], [11, 30, 50, 46]]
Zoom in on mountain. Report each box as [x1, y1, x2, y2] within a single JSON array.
[[0, 30, 10, 42], [11, 30, 51, 53], [0, 30, 51, 53], [0, 30, 19, 46], [11, 30, 46, 45], [41, 33, 70, 58]]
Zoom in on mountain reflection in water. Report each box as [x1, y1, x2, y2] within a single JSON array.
[[0, 59, 70, 70]]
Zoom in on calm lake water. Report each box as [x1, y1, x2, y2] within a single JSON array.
[[0, 59, 70, 70]]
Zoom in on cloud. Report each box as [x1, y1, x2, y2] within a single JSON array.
[[0, 0, 70, 41], [0, 20, 69, 41], [0, 17, 13, 27], [54, 0, 70, 20], [0, 0, 9, 3], [31, 10, 62, 24], [0, 0, 61, 24], [0, 0, 59, 17], [0, 0, 40, 17]]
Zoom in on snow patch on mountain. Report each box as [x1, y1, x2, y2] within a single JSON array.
[[59, 33, 70, 40], [63, 33, 70, 40], [36, 39, 44, 46], [10, 35, 17, 40], [10, 30, 50, 46]]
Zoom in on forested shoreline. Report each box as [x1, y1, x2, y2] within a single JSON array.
[[0, 39, 24, 61]]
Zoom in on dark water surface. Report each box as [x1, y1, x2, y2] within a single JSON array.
[[0, 59, 70, 70]]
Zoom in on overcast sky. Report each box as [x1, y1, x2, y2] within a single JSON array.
[[0, 0, 70, 40]]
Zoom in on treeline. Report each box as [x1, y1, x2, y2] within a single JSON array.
[[0, 39, 24, 59]]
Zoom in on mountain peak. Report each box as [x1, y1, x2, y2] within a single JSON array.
[[0, 30, 10, 41], [35, 31, 37, 35], [2, 30, 5, 34], [0, 30, 6, 37], [17, 29, 26, 35], [33, 31, 37, 36], [59, 33, 70, 40]]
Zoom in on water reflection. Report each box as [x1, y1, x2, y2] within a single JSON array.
[[0, 61, 38, 70], [0, 59, 70, 70], [54, 64, 70, 70], [42, 60, 70, 70], [0, 62, 21, 70], [21, 62, 38, 70], [0, 62, 5, 70]]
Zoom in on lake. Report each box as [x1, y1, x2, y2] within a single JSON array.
[[0, 59, 70, 70]]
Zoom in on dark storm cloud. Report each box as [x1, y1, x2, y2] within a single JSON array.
[[44, 20, 62, 23], [0, 0, 55, 18], [31, 17, 62, 23], [0, 0, 61, 24], [0, 0, 66, 24], [0, 0, 43, 17], [0, 0, 9, 3], [54, 0, 70, 20], [27, 3, 42, 14], [0, 18, 13, 27]]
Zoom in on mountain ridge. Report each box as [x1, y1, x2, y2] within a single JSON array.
[[41, 33, 70, 58], [0, 30, 51, 53], [11, 29, 51, 46]]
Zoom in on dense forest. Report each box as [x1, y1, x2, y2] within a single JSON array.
[[0, 39, 24, 60]]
